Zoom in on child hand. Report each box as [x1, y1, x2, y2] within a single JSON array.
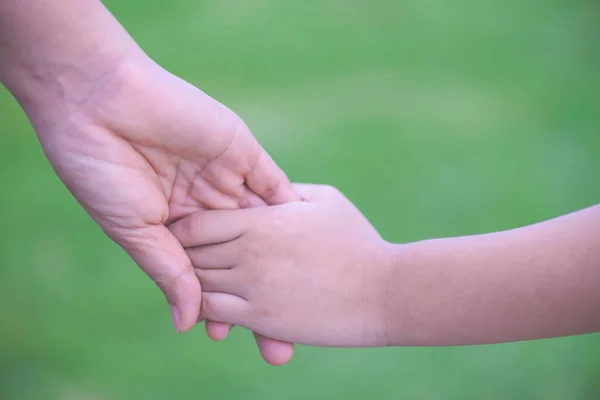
[[169, 184, 392, 347]]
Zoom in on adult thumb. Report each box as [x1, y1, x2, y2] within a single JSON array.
[[118, 224, 202, 332], [246, 147, 301, 205]]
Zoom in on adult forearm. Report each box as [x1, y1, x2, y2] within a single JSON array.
[[383, 205, 600, 346], [0, 0, 137, 114]]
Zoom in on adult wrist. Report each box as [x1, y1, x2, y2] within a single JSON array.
[[2, 43, 137, 121], [0, 0, 139, 122]]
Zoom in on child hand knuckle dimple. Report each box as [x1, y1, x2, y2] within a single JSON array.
[[239, 239, 260, 260], [242, 265, 262, 287], [259, 269, 280, 293], [252, 302, 276, 322]]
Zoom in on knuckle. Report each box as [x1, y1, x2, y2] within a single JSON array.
[[201, 294, 217, 320], [261, 178, 283, 203], [240, 244, 261, 263], [249, 264, 278, 291], [155, 263, 197, 297], [240, 262, 263, 286], [251, 301, 277, 322]]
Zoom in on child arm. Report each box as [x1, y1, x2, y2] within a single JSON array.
[[170, 185, 600, 347], [383, 204, 600, 346]]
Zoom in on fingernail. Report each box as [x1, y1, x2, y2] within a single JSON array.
[[170, 305, 181, 332]]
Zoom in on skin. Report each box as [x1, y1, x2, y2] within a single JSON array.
[[170, 184, 600, 347], [0, 0, 299, 365]]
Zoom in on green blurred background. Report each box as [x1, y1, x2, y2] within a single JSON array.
[[1, 0, 599, 398]]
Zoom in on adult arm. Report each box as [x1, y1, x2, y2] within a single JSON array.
[[0, 0, 299, 365]]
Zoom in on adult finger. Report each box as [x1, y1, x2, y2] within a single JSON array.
[[118, 224, 201, 333], [246, 147, 301, 205]]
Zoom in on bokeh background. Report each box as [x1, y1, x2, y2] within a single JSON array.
[[1, 0, 600, 398]]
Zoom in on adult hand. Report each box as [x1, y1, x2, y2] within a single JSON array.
[[63, 53, 299, 363], [0, 0, 299, 365]]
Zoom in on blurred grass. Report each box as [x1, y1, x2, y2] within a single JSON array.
[[1, 0, 599, 399]]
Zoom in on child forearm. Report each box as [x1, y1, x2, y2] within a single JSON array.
[[383, 205, 600, 346]]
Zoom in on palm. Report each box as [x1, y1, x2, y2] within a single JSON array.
[[37, 56, 297, 365]]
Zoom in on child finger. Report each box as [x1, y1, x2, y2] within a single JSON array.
[[169, 209, 255, 248], [196, 269, 244, 296], [201, 292, 249, 326], [187, 241, 240, 269]]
